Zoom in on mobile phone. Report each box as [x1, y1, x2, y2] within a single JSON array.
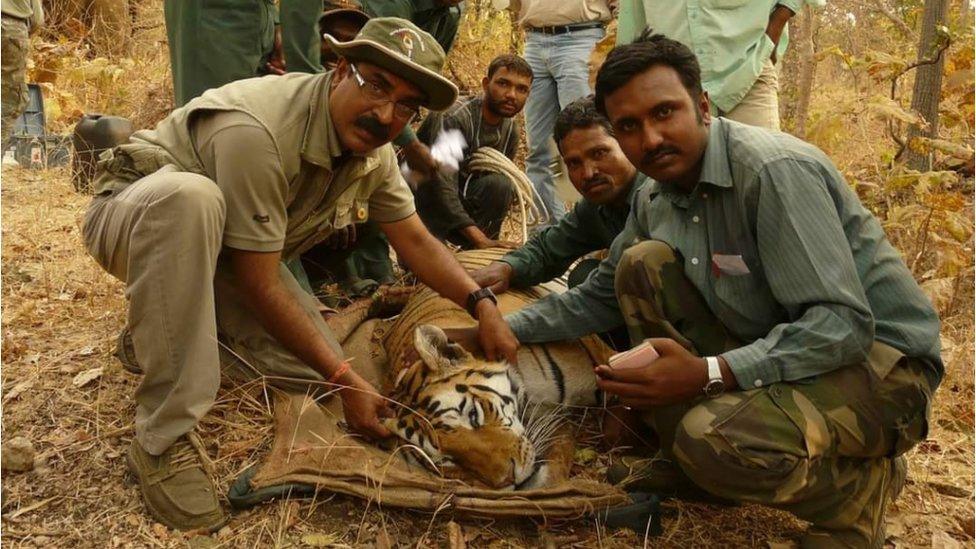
[[607, 341, 659, 370]]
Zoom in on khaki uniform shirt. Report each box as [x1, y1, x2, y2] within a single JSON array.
[[511, 0, 612, 27], [93, 72, 415, 260]]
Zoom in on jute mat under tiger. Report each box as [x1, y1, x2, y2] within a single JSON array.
[[232, 391, 628, 518]]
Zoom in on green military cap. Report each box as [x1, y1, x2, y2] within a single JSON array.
[[323, 17, 458, 111]]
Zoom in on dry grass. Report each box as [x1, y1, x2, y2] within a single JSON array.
[[1, 166, 973, 548]]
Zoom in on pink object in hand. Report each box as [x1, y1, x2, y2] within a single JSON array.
[[607, 341, 659, 370]]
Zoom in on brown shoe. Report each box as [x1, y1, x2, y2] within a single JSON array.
[[127, 433, 228, 532]]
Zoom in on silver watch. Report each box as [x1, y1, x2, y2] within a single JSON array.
[[703, 356, 725, 398]]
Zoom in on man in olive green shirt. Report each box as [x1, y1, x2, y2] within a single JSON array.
[[484, 32, 941, 546], [84, 19, 517, 532], [164, 0, 283, 107]]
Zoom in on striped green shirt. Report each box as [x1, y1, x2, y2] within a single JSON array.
[[506, 118, 943, 388]]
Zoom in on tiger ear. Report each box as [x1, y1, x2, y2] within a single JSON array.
[[414, 324, 473, 372]]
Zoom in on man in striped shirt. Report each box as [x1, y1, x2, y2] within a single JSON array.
[[496, 32, 941, 547]]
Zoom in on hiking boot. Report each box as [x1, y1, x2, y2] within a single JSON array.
[[127, 433, 228, 532], [799, 456, 907, 549], [115, 328, 142, 375], [607, 453, 736, 505]]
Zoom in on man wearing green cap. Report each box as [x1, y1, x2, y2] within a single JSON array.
[[82, 18, 518, 532]]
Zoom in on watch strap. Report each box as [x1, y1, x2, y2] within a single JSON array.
[[465, 287, 497, 318], [706, 356, 721, 381]]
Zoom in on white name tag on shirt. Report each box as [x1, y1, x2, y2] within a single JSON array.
[[711, 254, 750, 276]]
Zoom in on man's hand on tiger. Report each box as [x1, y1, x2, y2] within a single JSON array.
[[338, 371, 394, 440], [470, 261, 513, 294], [476, 301, 519, 365]]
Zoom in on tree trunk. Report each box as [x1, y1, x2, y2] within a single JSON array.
[[904, 0, 949, 170], [793, 5, 818, 140]]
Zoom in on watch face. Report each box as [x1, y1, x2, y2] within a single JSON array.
[[704, 379, 725, 398]]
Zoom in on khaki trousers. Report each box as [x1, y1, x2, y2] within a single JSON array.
[[721, 58, 781, 131], [83, 166, 336, 455]]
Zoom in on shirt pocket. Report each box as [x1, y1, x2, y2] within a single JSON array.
[[702, 0, 751, 8], [332, 195, 371, 230], [711, 267, 776, 328]]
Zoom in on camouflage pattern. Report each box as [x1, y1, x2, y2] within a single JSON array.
[[615, 239, 939, 547], [1, 15, 29, 146]]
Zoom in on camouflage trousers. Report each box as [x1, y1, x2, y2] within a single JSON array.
[[615, 240, 939, 545], [1, 15, 29, 147]]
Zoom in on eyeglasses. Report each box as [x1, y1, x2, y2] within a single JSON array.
[[349, 63, 421, 122]]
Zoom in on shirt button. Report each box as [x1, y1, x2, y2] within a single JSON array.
[[702, 193, 708, 199], [356, 207, 367, 220], [691, 257, 699, 265], [754, 379, 762, 388], [692, 215, 700, 223]]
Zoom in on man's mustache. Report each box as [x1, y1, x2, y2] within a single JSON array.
[[354, 115, 389, 140], [582, 175, 611, 192], [642, 146, 679, 166]]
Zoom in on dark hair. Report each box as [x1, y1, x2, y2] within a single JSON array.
[[553, 95, 613, 150], [594, 29, 702, 115], [486, 54, 533, 81]]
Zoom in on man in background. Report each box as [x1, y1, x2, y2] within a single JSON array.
[[1, 0, 42, 146], [615, 0, 824, 129], [410, 54, 533, 250], [511, 0, 615, 224], [164, 0, 284, 107]]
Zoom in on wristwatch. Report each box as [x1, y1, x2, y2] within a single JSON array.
[[703, 356, 725, 398], [465, 287, 497, 318]]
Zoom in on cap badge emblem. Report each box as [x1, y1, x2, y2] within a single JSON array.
[[389, 28, 425, 59]]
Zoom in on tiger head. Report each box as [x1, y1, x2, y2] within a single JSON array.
[[384, 325, 558, 490]]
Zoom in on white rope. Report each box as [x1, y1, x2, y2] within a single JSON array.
[[466, 147, 550, 242]]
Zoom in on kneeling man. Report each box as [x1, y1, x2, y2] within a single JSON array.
[[496, 32, 941, 547], [83, 19, 517, 532], [472, 95, 643, 296]]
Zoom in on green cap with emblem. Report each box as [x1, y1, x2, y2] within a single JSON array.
[[323, 17, 458, 111]]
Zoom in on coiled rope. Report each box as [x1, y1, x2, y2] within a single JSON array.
[[466, 147, 550, 242]]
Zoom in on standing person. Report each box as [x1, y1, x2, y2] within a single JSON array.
[[512, 0, 615, 223], [359, 0, 463, 54], [1, 0, 42, 146], [409, 54, 533, 250], [319, 2, 371, 70], [164, 0, 284, 107], [468, 32, 941, 546], [614, 0, 824, 130], [280, 0, 328, 74], [84, 18, 518, 532]]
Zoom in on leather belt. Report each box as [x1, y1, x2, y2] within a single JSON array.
[[527, 22, 604, 35]]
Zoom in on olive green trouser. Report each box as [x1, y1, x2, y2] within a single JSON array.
[[359, 0, 463, 53], [82, 166, 338, 456], [164, 0, 277, 107], [280, 0, 324, 74], [614, 240, 938, 545], [1, 15, 29, 147]]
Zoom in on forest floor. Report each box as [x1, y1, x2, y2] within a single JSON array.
[[0, 164, 972, 548]]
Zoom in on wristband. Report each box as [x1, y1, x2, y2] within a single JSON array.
[[328, 361, 352, 384]]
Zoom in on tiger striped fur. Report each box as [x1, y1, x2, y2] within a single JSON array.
[[380, 248, 614, 490]]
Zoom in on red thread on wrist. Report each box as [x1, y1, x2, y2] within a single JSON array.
[[328, 361, 352, 385]]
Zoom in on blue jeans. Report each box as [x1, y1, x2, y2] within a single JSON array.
[[523, 27, 604, 223]]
